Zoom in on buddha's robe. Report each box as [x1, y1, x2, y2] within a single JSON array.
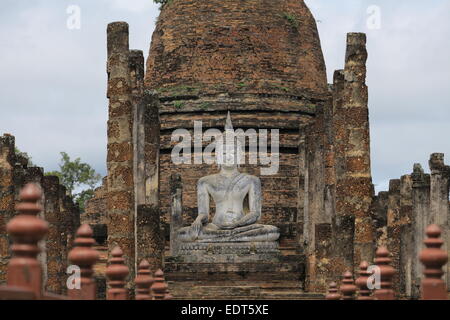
[[176, 172, 280, 242]]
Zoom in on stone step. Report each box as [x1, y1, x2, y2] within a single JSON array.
[[166, 272, 302, 282], [165, 263, 302, 273], [169, 286, 303, 294], [165, 255, 305, 283], [169, 286, 324, 300], [168, 280, 301, 289], [172, 285, 262, 297], [257, 292, 324, 300], [165, 255, 304, 271], [166, 262, 303, 282], [166, 278, 317, 300], [165, 245, 298, 255], [175, 296, 322, 300]]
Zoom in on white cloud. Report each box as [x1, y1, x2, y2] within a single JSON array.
[[0, 1, 159, 175], [308, 0, 450, 193], [0, 1, 448, 193], [109, 0, 155, 13]]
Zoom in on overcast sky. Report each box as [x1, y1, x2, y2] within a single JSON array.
[[0, 0, 449, 193]]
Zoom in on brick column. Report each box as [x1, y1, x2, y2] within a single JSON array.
[[42, 176, 65, 294], [399, 174, 413, 297], [60, 186, 79, 250], [136, 205, 163, 272], [106, 22, 136, 281], [169, 173, 183, 256], [411, 164, 430, 298], [0, 134, 16, 283], [428, 153, 449, 288], [331, 69, 355, 274], [296, 123, 307, 252], [135, 107, 162, 269], [373, 191, 388, 248], [386, 179, 401, 296], [131, 49, 146, 208], [304, 103, 329, 292], [333, 33, 375, 274], [130, 47, 162, 271], [143, 92, 160, 207]]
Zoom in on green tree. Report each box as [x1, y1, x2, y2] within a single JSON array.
[[75, 189, 96, 213], [46, 152, 101, 212], [15, 147, 34, 166]]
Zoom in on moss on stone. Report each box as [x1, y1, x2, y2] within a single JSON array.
[[173, 101, 186, 109], [236, 82, 247, 89], [282, 12, 299, 30]]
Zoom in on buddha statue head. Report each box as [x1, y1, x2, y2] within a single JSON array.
[[216, 112, 244, 170]]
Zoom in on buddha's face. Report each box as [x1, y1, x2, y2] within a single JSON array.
[[218, 143, 239, 169], [223, 145, 237, 169]]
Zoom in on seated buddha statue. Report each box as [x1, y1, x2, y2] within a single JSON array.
[[175, 113, 280, 243]]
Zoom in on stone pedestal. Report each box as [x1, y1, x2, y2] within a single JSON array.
[[164, 252, 311, 300], [171, 242, 280, 263]]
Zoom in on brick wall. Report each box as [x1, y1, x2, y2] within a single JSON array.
[[0, 134, 80, 294]]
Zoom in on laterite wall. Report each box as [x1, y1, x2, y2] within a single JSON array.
[[145, 0, 329, 242]]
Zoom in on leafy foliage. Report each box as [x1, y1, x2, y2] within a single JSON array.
[[46, 152, 101, 212], [173, 101, 186, 109], [15, 147, 34, 166], [75, 189, 95, 213], [282, 12, 299, 30]]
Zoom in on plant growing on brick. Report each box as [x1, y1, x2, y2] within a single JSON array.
[[282, 12, 299, 30], [173, 101, 185, 109]]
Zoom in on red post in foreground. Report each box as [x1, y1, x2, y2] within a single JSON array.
[[106, 246, 129, 300], [419, 224, 448, 300], [373, 247, 396, 300], [6, 184, 48, 299], [68, 224, 99, 300]]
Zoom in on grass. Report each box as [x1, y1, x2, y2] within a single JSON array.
[[282, 12, 299, 30], [236, 82, 247, 89], [173, 101, 186, 110]]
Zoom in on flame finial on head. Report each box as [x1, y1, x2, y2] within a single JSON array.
[[217, 111, 243, 167], [225, 111, 233, 131]]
